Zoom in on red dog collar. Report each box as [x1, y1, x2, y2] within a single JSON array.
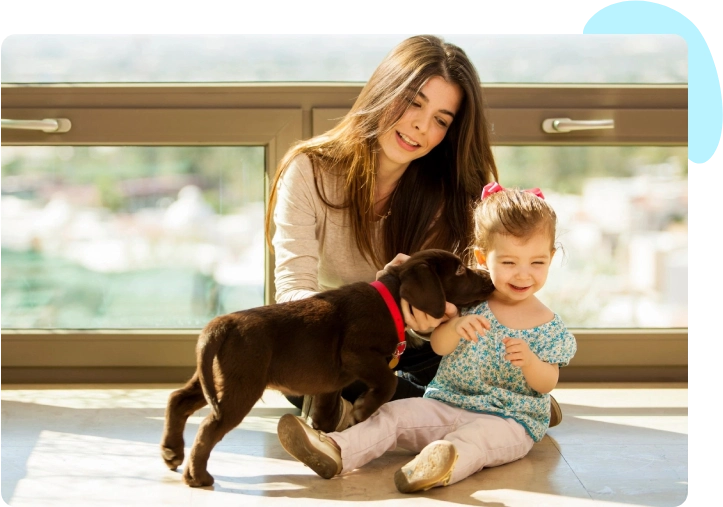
[[370, 280, 407, 368]]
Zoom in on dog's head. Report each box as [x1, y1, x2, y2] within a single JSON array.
[[386, 249, 495, 319]]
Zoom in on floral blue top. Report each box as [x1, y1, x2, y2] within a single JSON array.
[[424, 301, 577, 442]]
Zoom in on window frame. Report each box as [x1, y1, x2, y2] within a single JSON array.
[[1, 83, 688, 383]]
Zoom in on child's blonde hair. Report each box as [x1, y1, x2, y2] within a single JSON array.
[[472, 187, 557, 253]]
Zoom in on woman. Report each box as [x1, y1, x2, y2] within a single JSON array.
[[265, 35, 565, 431]]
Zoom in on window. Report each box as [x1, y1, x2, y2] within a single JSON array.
[[1, 34, 687, 382], [2, 146, 265, 328], [495, 146, 687, 328]]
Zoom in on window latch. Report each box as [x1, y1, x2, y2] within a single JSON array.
[[542, 118, 614, 133], [1, 118, 72, 133]]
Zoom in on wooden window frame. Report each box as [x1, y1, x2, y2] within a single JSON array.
[[1, 83, 688, 383]]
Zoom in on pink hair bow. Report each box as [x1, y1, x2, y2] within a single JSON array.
[[481, 182, 545, 200]]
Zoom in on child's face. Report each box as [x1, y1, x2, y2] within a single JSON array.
[[475, 232, 555, 303]]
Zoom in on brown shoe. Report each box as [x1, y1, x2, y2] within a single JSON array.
[[549, 395, 562, 428], [301, 394, 313, 420], [394, 440, 458, 493], [334, 397, 354, 431], [277, 414, 342, 479], [302, 395, 355, 431]]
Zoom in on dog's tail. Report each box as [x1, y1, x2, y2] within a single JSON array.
[[197, 317, 226, 419]]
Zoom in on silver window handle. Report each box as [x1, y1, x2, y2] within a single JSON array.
[[542, 118, 614, 133], [1, 118, 72, 133]]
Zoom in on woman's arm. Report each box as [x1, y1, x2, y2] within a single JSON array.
[[272, 154, 322, 303]]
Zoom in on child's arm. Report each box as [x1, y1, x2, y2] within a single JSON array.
[[430, 314, 490, 356], [502, 337, 559, 393]]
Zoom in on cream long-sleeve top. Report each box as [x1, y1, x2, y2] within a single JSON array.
[[272, 154, 382, 303]]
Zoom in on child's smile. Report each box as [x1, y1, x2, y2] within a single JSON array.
[[477, 232, 555, 304]]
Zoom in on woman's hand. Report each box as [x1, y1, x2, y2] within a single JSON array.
[[379, 252, 458, 332], [401, 299, 458, 333], [376, 253, 410, 280]]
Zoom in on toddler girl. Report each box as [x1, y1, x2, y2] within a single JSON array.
[[276, 182, 577, 493]]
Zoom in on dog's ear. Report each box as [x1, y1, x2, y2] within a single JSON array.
[[398, 262, 446, 318]]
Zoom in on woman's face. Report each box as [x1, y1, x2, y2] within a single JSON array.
[[377, 75, 463, 174]]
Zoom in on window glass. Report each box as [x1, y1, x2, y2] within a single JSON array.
[[494, 146, 687, 328], [0, 145, 688, 330], [1, 146, 265, 328], [1, 34, 687, 85]]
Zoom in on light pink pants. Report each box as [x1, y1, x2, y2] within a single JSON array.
[[328, 397, 535, 485]]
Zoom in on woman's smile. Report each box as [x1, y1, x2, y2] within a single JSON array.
[[396, 130, 420, 150]]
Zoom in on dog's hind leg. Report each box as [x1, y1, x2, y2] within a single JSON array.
[[160, 373, 207, 470], [183, 381, 266, 487]]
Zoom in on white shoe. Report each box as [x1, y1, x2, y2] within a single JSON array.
[[277, 414, 342, 479], [394, 440, 458, 493]]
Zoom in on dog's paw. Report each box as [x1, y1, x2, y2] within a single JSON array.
[[161, 446, 184, 470], [183, 467, 214, 488], [351, 406, 371, 425], [351, 397, 375, 424]]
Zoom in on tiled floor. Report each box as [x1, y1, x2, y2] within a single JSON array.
[[1, 383, 687, 507]]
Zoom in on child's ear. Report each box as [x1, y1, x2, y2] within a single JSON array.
[[474, 248, 487, 268]]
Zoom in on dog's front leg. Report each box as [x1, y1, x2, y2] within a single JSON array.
[[308, 391, 343, 433], [349, 361, 398, 424]]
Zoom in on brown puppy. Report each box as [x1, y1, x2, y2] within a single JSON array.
[[160, 249, 494, 487]]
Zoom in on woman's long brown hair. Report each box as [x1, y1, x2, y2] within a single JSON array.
[[264, 35, 498, 268]]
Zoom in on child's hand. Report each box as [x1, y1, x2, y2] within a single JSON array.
[[502, 337, 536, 367], [455, 315, 490, 342]]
